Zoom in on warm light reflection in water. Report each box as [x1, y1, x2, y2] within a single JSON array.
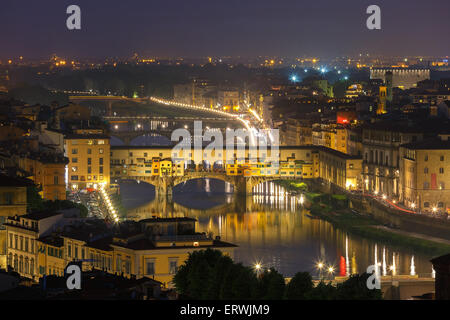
[[122, 180, 434, 278]]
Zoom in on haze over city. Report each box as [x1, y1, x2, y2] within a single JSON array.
[[1, 0, 449, 59]]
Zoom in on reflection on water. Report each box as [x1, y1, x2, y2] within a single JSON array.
[[120, 179, 434, 278]]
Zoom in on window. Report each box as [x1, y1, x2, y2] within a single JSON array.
[[146, 261, 155, 275], [54, 176, 59, 185], [87, 148, 92, 154], [424, 155, 428, 161], [98, 140, 105, 144], [424, 167, 429, 174], [4, 192, 13, 205], [440, 155, 444, 161], [87, 158, 92, 165], [99, 148, 104, 154], [68, 244, 72, 257], [438, 202, 444, 208], [99, 166, 103, 174], [72, 149, 78, 154], [424, 202, 430, 208], [88, 167, 92, 174], [9, 234, 13, 248], [99, 158, 103, 165], [439, 168, 444, 174], [169, 260, 178, 274], [71, 166, 77, 172], [72, 158, 78, 163], [424, 182, 430, 189]]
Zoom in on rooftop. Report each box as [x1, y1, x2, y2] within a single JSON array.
[[401, 138, 450, 150]]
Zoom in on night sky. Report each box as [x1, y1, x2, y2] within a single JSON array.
[[1, 0, 449, 59]]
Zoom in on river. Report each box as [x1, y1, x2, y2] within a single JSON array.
[[118, 178, 434, 279]]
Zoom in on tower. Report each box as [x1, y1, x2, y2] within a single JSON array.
[[377, 86, 387, 114], [385, 71, 393, 102]]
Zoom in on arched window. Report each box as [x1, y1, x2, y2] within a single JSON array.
[[24, 258, 29, 275], [19, 256, 23, 273], [7, 253, 12, 267], [30, 258, 35, 276], [13, 254, 18, 271]]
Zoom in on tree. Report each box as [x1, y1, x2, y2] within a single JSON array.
[[305, 281, 337, 300], [254, 268, 286, 300], [335, 273, 382, 300], [285, 272, 313, 299], [173, 249, 259, 300], [26, 185, 44, 212]]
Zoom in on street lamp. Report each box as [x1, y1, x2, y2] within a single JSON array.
[[327, 266, 335, 280], [316, 261, 325, 279]]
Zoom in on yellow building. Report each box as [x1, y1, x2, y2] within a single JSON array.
[[0, 175, 31, 269], [14, 154, 67, 201], [318, 147, 362, 190], [65, 132, 110, 190], [37, 236, 65, 277], [399, 137, 450, 214], [159, 159, 172, 177], [110, 218, 236, 287], [4, 211, 65, 280], [151, 157, 161, 176], [32, 218, 236, 288]]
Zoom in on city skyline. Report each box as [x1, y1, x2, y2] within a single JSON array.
[[1, 0, 449, 60]]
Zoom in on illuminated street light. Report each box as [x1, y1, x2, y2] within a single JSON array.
[[382, 194, 387, 200], [432, 207, 438, 213]]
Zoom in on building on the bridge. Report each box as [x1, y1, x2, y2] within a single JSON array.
[[399, 136, 450, 215], [64, 131, 110, 190], [160, 159, 172, 177]]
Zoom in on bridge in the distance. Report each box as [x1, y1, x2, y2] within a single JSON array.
[[69, 95, 150, 116]]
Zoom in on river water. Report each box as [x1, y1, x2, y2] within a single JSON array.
[[118, 178, 435, 279]]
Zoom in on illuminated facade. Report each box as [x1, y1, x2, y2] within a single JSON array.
[[399, 137, 450, 214], [64, 132, 110, 190], [370, 68, 430, 90], [362, 123, 424, 199]]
